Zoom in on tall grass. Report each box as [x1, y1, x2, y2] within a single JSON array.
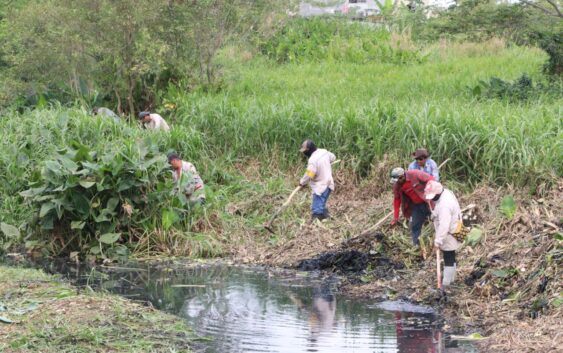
[[169, 44, 561, 186]]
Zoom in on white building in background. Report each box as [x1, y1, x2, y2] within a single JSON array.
[[337, 0, 380, 17], [300, 0, 444, 18]]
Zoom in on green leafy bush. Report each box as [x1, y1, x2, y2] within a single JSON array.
[[471, 74, 562, 101], [259, 17, 424, 64], [19, 139, 183, 259]]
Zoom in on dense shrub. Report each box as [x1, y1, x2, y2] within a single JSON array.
[[18, 140, 199, 258], [259, 17, 424, 64], [472, 74, 563, 101]]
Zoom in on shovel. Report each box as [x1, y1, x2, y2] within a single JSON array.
[[264, 185, 303, 234], [436, 248, 442, 290], [434, 248, 448, 302]]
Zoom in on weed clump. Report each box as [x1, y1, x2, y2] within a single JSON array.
[[471, 73, 562, 101]]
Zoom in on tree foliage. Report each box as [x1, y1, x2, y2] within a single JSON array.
[[392, 0, 562, 75], [0, 0, 289, 111]]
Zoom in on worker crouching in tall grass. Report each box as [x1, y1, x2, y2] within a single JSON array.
[[299, 140, 336, 222], [425, 181, 461, 287], [168, 153, 206, 206]]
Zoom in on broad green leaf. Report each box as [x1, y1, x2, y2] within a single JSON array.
[[162, 208, 179, 230], [71, 221, 85, 230], [19, 186, 46, 198], [466, 228, 483, 247], [59, 156, 78, 173], [141, 156, 165, 170], [106, 197, 120, 212], [79, 180, 96, 189], [99, 232, 120, 244], [500, 195, 516, 220], [94, 213, 110, 223], [81, 161, 100, 171], [44, 160, 62, 175], [35, 195, 55, 202], [71, 142, 91, 162], [1, 223, 20, 238], [114, 245, 129, 256], [39, 202, 56, 218], [71, 193, 90, 216]]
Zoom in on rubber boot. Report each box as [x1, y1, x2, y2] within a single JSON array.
[[442, 266, 456, 287]]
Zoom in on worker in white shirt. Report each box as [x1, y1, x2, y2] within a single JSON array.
[[138, 111, 170, 131], [424, 180, 462, 287], [299, 140, 336, 221]]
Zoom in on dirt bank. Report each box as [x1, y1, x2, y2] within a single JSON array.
[[228, 169, 563, 353], [0, 266, 195, 353]]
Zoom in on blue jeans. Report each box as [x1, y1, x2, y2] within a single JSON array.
[[312, 188, 331, 217], [410, 202, 431, 246]]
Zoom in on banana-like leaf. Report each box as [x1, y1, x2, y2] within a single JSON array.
[[1, 223, 20, 238]]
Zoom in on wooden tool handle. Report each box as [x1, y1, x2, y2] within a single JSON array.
[[436, 248, 442, 289]]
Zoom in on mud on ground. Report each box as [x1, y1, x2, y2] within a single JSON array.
[[227, 166, 563, 353]]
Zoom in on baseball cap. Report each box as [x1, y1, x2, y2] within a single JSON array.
[[390, 167, 405, 184]]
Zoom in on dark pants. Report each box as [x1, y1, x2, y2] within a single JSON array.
[[442, 250, 456, 266], [410, 202, 431, 246], [312, 188, 331, 219]]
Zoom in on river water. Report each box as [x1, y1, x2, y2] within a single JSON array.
[[41, 261, 476, 353]]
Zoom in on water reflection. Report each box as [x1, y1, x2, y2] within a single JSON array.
[[38, 262, 475, 353], [286, 282, 337, 350]]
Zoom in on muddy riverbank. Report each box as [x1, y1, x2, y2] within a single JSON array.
[[226, 179, 563, 353], [2, 179, 561, 352]]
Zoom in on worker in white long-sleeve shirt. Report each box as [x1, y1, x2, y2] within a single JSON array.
[[299, 140, 336, 221], [138, 111, 170, 131], [424, 180, 462, 287]]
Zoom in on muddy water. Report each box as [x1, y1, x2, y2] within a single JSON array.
[[44, 262, 476, 353]]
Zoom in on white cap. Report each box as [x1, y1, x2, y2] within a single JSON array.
[[424, 180, 444, 199], [390, 167, 405, 184]]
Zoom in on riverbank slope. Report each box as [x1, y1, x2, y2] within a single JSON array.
[[229, 177, 562, 353], [0, 266, 195, 352]]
